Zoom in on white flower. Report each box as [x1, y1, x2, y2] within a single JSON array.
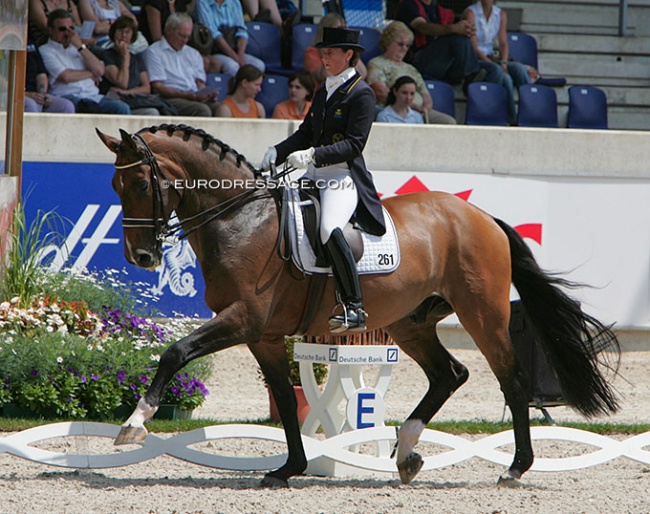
[[150, 354, 161, 362], [57, 356, 63, 363]]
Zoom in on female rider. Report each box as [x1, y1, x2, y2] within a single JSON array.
[[260, 27, 385, 333]]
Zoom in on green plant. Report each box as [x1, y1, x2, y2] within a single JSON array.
[[0, 271, 211, 420], [0, 300, 212, 419], [0, 205, 64, 307], [259, 336, 328, 387], [0, 202, 212, 419]]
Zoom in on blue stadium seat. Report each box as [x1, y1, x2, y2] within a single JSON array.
[[424, 79, 456, 118], [291, 23, 317, 71], [465, 82, 509, 126], [245, 21, 291, 75], [350, 25, 382, 64], [257, 74, 289, 118], [205, 73, 232, 101], [507, 31, 538, 69], [517, 83, 558, 128], [567, 85, 608, 129]]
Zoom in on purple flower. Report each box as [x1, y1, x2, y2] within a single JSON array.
[[139, 374, 149, 384], [91, 374, 99, 381], [30, 369, 38, 377], [117, 370, 126, 384], [81, 375, 87, 383]]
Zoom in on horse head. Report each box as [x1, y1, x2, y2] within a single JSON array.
[[97, 127, 182, 269]]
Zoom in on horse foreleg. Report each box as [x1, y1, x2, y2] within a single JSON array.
[[114, 315, 243, 445], [386, 319, 469, 484], [114, 397, 158, 444], [248, 339, 308, 488]]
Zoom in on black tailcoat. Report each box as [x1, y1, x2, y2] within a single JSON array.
[[274, 72, 386, 236]]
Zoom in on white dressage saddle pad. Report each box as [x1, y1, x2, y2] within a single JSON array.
[[286, 189, 400, 275]]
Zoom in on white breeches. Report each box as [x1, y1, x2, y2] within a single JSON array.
[[303, 164, 358, 244]]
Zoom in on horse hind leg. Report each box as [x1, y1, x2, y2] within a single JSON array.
[[385, 316, 469, 485], [455, 300, 534, 484]]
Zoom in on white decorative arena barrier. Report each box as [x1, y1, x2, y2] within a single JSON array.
[[2, 423, 650, 474]]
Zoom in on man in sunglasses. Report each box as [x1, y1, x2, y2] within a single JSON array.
[[39, 9, 131, 114]]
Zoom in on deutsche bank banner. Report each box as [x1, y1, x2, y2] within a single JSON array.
[[293, 343, 400, 365], [23, 162, 212, 318]]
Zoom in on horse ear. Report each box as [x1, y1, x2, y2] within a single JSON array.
[[119, 129, 140, 154], [96, 128, 121, 154]]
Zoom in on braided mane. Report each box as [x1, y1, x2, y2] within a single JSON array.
[[137, 123, 258, 172]]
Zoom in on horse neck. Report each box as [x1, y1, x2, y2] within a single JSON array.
[[160, 137, 278, 245], [161, 137, 256, 212]]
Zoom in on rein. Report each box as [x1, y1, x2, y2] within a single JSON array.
[[116, 132, 296, 260]]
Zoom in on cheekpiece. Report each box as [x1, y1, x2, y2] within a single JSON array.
[[315, 27, 366, 51]]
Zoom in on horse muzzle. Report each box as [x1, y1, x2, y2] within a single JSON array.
[[129, 248, 161, 270]]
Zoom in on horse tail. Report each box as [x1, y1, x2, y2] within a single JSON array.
[[493, 217, 620, 417]]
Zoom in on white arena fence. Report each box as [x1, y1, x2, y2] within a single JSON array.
[[2, 423, 650, 474]]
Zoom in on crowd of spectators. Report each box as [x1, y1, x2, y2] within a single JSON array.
[[24, 0, 538, 125]]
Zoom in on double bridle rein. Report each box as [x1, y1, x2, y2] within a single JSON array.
[[114, 132, 288, 253]]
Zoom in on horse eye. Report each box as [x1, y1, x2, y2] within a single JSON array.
[[138, 180, 150, 193]]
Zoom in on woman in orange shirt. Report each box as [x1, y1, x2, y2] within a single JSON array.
[[272, 71, 315, 120], [216, 64, 265, 118]]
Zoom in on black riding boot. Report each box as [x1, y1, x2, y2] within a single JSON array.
[[325, 228, 367, 333]]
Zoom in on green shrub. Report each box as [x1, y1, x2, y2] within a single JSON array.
[[0, 205, 211, 419], [0, 299, 212, 419]]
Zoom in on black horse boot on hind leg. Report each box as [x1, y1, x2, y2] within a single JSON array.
[[325, 228, 367, 333]]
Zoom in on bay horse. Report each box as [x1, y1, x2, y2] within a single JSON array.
[[97, 123, 619, 488]]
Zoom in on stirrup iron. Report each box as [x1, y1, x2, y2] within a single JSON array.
[[328, 301, 367, 333]]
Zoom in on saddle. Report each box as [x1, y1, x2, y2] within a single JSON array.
[[295, 180, 363, 267], [282, 184, 400, 276]]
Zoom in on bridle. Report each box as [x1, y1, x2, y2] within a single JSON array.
[[115, 133, 171, 246], [114, 132, 293, 256]]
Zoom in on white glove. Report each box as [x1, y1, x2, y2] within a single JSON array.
[[287, 147, 315, 169], [260, 146, 277, 171]]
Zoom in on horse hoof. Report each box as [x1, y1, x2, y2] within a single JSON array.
[[114, 425, 148, 445], [497, 470, 522, 487], [397, 451, 424, 485], [260, 475, 289, 489]]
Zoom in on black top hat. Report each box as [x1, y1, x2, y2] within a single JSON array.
[[315, 27, 365, 51]]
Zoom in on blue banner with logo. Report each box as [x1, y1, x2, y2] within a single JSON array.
[[23, 162, 211, 318]]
